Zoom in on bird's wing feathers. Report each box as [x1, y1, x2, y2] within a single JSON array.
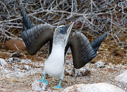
[[21, 24, 53, 55], [66, 32, 107, 69], [90, 32, 107, 53], [66, 32, 97, 69], [22, 7, 34, 31], [21, 8, 53, 55]]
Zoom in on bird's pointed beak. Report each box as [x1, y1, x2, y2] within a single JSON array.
[[64, 22, 74, 35], [63, 22, 74, 46], [67, 22, 74, 34]]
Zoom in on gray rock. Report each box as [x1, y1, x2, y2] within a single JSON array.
[[65, 67, 90, 77], [8, 58, 13, 63], [74, 68, 91, 77], [32, 80, 47, 91], [63, 83, 125, 92], [115, 70, 127, 84], [0, 58, 7, 66], [95, 60, 105, 68]]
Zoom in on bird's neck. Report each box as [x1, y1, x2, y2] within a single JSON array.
[[51, 44, 65, 54]]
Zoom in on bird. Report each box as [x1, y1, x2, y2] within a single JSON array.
[[21, 8, 107, 89]]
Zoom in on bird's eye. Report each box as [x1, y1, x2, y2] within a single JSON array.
[[60, 27, 66, 34], [60, 27, 63, 30]]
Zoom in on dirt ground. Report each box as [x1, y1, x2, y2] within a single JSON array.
[[0, 41, 127, 92]]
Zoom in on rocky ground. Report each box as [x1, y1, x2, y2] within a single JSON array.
[[0, 39, 127, 92]]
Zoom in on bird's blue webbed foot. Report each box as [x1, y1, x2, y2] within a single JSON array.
[[38, 74, 49, 85], [53, 85, 63, 89], [53, 79, 63, 89], [38, 79, 49, 85]]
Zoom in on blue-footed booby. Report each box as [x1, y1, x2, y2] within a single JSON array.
[[21, 8, 107, 89]]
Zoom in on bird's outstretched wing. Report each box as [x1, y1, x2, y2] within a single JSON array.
[[21, 8, 53, 55], [65, 32, 107, 69]]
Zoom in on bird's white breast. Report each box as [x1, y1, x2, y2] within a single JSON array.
[[44, 44, 65, 77]]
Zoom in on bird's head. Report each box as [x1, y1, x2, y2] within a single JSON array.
[[53, 22, 74, 47]]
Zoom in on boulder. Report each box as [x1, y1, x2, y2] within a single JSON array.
[[63, 83, 125, 92], [115, 50, 126, 57], [3, 39, 26, 51], [112, 49, 126, 57], [115, 70, 127, 84]]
